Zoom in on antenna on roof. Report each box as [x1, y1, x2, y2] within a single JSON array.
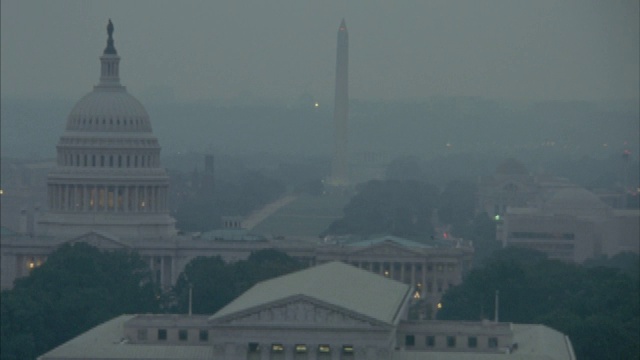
[[494, 290, 499, 322], [188, 283, 193, 316]]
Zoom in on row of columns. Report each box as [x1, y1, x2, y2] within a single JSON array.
[[60, 152, 159, 169], [348, 261, 456, 297], [48, 183, 168, 213], [146, 255, 175, 290]]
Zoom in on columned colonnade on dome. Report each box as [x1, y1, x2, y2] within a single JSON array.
[[47, 183, 169, 213]]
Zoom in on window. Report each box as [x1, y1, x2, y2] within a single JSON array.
[[295, 344, 308, 353], [318, 345, 331, 353], [426, 336, 435, 347], [342, 345, 354, 356], [488, 337, 498, 348], [468, 337, 477, 348], [405, 335, 415, 347], [447, 336, 456, 348], [271, 344, 284, 353], [199, 330, 208, 342], [157, 329, 167, 341], [248, 343, 260, 353], [136, 329, 147, 341], [178, 329, 188, 341], [447, 264, 455, 272]]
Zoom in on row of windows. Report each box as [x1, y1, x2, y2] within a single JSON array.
[[405, 334, 499, 349], [249, 343, 354, 356], [71, 116, 148, 130], [137, 328, 208, 342], [61, 152, 158, 168], [510, 232, 575, 240], [60, 138, 155, 146]]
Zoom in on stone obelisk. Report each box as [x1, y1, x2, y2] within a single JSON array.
[[330, 19, 349, 187]]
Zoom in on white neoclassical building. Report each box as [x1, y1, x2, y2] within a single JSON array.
[[37, 262, 575, 360], [0, 21, 474, 319], [37, 19, 176, 240]]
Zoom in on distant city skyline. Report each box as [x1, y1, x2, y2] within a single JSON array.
[[1, 1, 638, 103]]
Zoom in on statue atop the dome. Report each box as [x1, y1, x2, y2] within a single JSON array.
[[104, 19, 117, 55], [107, 19, 114, 39]]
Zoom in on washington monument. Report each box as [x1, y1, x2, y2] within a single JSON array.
[[330, 19, 349, 187]]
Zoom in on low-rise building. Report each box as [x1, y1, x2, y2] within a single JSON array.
[[37, 262, 575, 360]]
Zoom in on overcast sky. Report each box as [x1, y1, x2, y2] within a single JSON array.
[[1, 0, 638, 103]]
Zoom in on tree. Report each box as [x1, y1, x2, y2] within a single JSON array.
[[437, 180, 477, 231], [437, 247, 639, 360], [171, 249, 302, 315], [322, 180, 438, 239], [1, 243, 159, 360]]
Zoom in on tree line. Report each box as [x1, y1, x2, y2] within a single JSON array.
[[437, 247, 639, 360], [0, 243, 301, 360]]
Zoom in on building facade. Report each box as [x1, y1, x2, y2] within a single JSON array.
[[37, 262, 575, 360], [37, 19, 176, 240]]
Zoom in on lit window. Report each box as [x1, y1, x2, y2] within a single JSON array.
[[342, 345, 354, 354], [295, 344, 308, 353], [157, 329, 167, 341], [318, 344, 331, 353], [178, 329, 188, 341], [271, 344, 284, 353]]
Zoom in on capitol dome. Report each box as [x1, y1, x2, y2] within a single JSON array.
[[38, 20, 176, 240], [66, 89, 152, 133]]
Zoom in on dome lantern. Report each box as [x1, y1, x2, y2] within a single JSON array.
[[99, 19, 121, 87]]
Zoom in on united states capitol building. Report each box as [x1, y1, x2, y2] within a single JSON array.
[[0, 21, 472, 318], [2, 20, 579, 360]]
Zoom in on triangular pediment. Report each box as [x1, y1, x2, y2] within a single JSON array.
[[348, 240, 425, 258], [210, 295, 389, 329], [64, 231, 129, 249]]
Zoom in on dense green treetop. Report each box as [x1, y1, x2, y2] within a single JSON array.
[[1, 243, 159, 360], [171, 248, 303, 314], [437, 247, 639, 360]]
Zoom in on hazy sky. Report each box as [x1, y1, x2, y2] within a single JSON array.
[[1, 0, 638, 103]]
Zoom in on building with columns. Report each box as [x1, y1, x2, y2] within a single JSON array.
[[37, 19, 176, 240], [2, 21, 471, 319], [37, 262, 575, 360]]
